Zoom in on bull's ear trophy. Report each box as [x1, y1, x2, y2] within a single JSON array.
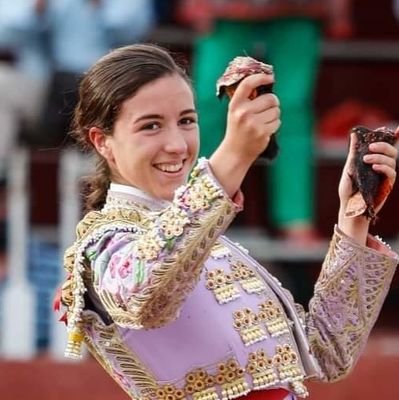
[[345, 125, 399, 222], [216, 56, 279, 164]]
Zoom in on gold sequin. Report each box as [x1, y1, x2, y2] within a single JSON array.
[[273, 344, 307, 396], [233, 308, 267, 346], [258, 300, 290, 337], [206, 269, 241, 304], [231, 261, 266, 294], [184, 368, 218, 400], [246, 349, 279, 390]]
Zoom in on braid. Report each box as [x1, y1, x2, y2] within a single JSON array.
[[83, 156, 110, 212]]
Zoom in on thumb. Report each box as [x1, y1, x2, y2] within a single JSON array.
[[343, 131, 357, 172]]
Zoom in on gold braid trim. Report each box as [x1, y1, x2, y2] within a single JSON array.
[[83, 313, 158, 399], [62, 209, 145, 358]]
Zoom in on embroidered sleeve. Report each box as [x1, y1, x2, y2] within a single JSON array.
[[89, 158, 241, 329], [306, 225, 399, 382]]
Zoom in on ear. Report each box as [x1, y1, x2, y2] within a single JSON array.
[[88, 127, 114, 162]]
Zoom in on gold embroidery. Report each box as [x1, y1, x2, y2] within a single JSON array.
[[246, 349, 279, 389], [273, 344, 304, 382], [231, 261, 266, 294], [258, 300, 290, 337], [134, 231, 166, 261], [215, 360, 249, 400], [84, 313, 310, 400], [233, 308, 267, 346], [157, 384, 185, 400], [184, 369, 219, 400], [308, 228, 398, 383], [82, 314, 159, 400], [205, 269, 240, 304], [210, 242, 231, 259], [178, 164, 224, 212], [159, 207, 190, 240]]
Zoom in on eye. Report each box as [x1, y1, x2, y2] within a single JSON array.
[[141, 122, 161, 131], [179, 117, 197, 126]]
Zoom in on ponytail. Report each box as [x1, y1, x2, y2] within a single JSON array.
[[82, 156, 110, 212]]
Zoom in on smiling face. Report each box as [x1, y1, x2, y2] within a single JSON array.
[[91, 73, 199, 201]]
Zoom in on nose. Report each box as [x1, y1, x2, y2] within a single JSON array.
[[164, 127, 188, 155]]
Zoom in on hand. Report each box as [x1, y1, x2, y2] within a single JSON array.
[[363, 137, 398, 214], [223, 73, 281, 165], [339, 129, 398, 213], [209, 73, 280, 198], [338, 128, 398, 243]]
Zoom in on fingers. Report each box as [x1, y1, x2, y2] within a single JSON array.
[[250, 93, 280, 114], [368, 141, 398, 158], [265, 118, 281, 135], [363, 142, 398, 185], [372, 163, 397, 183], [255, 105, 280, 125], [363, 153, 396, 170], [230, 73, 275, 106]]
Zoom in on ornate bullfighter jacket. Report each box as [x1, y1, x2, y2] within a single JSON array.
[[60, 158, 398, 400]]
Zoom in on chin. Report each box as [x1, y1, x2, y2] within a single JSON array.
[[156, 189, 175, 202]]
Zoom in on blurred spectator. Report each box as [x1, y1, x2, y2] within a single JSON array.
[[394, 0, 399, 21], [154, 0, 178, 25], [0, 0, 51, 260], [176, 0, 353, 245], [0, 0, 50, 178], [37, 0, 155, 147], [0, 0, 155, 165]]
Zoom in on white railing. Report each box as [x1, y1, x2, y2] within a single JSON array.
[[0, 147, 92, 360], [0, 149, 36, 359]]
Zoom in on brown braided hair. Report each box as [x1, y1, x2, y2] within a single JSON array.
[[71, 43, 191, 211]]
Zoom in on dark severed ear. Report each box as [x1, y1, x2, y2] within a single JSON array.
[[345, 125, 398, 222]]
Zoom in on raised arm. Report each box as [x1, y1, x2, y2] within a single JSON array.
[[305, 130, 399, 381], [210, 72, 280, 197]]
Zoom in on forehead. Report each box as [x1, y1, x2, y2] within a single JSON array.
[[122, 74, 194, 114]]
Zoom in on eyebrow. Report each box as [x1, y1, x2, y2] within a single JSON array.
[[134, 109, 197, 124]]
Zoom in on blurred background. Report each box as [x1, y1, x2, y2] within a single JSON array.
[[1, 1, 399, 399]]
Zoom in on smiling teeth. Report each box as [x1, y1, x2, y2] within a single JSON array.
[[157, 163, 183, 172]]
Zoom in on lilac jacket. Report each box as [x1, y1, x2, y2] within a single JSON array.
[[61, 159, 398, 400]]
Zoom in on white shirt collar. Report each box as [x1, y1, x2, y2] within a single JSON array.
[[108, 183, 170, 210]]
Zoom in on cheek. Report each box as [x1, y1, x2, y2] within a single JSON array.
[[188, 131, 200, 154]]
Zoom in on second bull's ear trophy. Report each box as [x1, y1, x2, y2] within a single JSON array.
[[345, 125, 399, 222]]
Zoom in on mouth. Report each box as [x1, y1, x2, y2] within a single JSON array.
[[154, 160, 185, 174]]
